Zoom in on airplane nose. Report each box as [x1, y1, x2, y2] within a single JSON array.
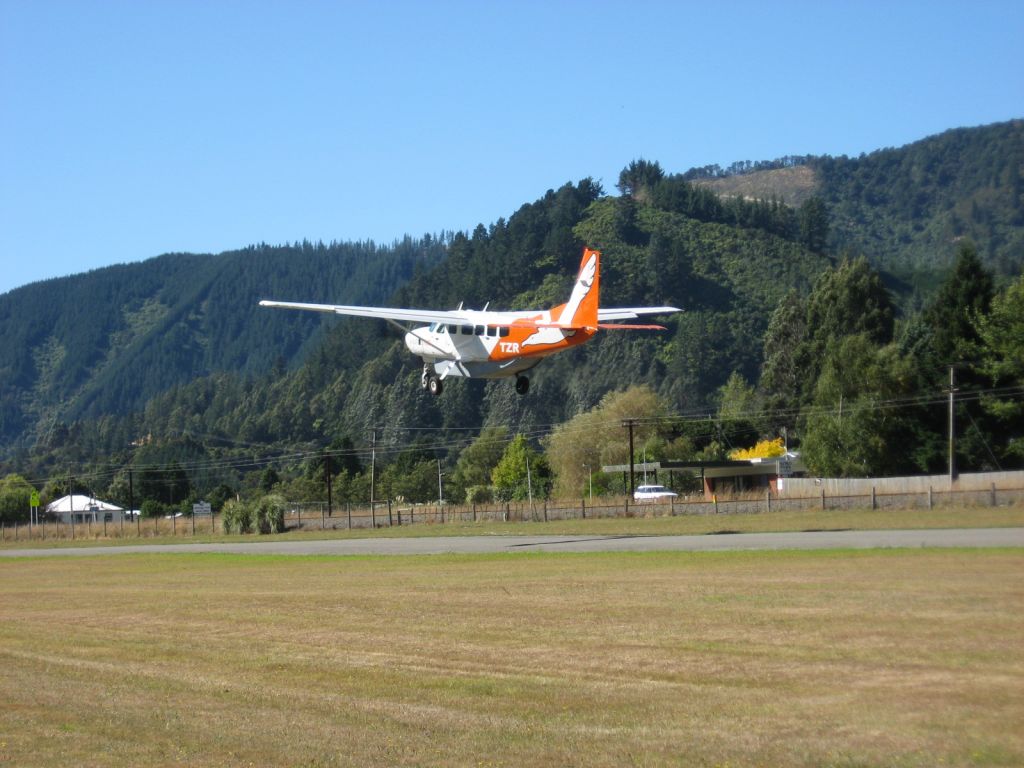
[[404, 331, 421, 355]]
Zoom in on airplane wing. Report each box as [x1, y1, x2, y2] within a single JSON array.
[[598, 306, 680, 322], [258, 300, 470, 326], [260, 300, 682, 328]]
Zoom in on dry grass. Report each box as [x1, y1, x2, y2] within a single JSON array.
[[1, 549, 1022, 766], [3, 503, 1023, 550]]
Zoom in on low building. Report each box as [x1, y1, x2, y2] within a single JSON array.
[[46, 494, 126, 525], [602, 454, 806, 500]]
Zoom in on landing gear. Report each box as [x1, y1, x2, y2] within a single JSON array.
[[421, 365, 444, 395], [515, 375, 530, 395]]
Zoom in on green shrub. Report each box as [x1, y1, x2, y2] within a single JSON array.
[[254, 494, 286, 534], [140, 499, 166, 519], [465, 485, 493, 504], [221, 498, 253, 534]]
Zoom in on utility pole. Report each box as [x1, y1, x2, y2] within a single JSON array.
[[325, 451, 333, 518], [948, 365, 959, 485], [621, 419, 637, 496], [526, 455, 534, 516], [129, 468, 137, 535], [369, 429, 377, 515]]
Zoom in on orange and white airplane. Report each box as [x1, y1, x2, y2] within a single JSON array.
[[259, 248, 679, 395]]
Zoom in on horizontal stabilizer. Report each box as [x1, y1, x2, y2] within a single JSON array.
[[598, 306, 681, 321], [598, 323, 668, 330]]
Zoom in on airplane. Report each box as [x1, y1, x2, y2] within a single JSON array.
[[259, 248, 679, 396]]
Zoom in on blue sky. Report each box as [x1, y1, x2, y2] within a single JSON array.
[[1, 0, 1021, 295]]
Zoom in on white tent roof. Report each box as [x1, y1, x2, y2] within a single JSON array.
[[46, 494, 124, 513]]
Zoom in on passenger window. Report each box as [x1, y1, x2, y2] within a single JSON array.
[[499, 327, 510, 338], [446, 325, 457, 335], [461, 325, 473, 335], [475, 325, 485, 336]]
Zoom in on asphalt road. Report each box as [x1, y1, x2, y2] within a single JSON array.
[[1, 527, 1022, 558]]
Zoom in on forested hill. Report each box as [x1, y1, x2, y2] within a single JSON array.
[[691, 119, 1023, 279], [0, 120, 1021, 488], [0, 239, 446, 449]]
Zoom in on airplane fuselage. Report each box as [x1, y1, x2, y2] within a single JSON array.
[[405, 309, 596, 379]]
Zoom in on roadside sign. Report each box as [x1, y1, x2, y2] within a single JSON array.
[[192, 501, 212, 516], [30, 490, 40, 507]]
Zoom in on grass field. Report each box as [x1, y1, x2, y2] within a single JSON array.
[[3, 503, 1023, 549], [2, 548, 1022, 766]]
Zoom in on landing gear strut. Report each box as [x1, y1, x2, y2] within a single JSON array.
[[515, 375, 530, 395]]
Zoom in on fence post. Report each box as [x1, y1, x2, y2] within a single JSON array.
[[991, 483, 997, 507], [322, 503, 326, 530], [191, 513, 195, 536], [671, 495, 675, 516], [472, 503, 477, 522], [820, 487, 826, 511], [347, 503, 351, 530], [713, 494, 719, 515], [766, 490, 771, 513], [388, 499, 393, 526], [871, 486, 877, 510], [543, 500, 548, 523], [928, 486, 933, 510]]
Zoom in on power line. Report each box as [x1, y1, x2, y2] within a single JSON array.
[[13, 384, 1023, 491]]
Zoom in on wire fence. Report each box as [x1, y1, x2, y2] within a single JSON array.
[[4, 484, 1022, 542], [286, 483, 1024, 531]]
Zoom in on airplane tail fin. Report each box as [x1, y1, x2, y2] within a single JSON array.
[[557, 248, 600, 329]]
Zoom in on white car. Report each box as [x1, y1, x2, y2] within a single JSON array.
[[633, 484, 678, 502]]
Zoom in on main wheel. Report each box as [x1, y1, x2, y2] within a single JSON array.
[[515, 375, 530, 395], [420, 367, 430, 390], [428, 376, 443, 396]]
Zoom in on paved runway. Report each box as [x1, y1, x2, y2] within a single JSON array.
[[1, 527, 1022, 558]]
